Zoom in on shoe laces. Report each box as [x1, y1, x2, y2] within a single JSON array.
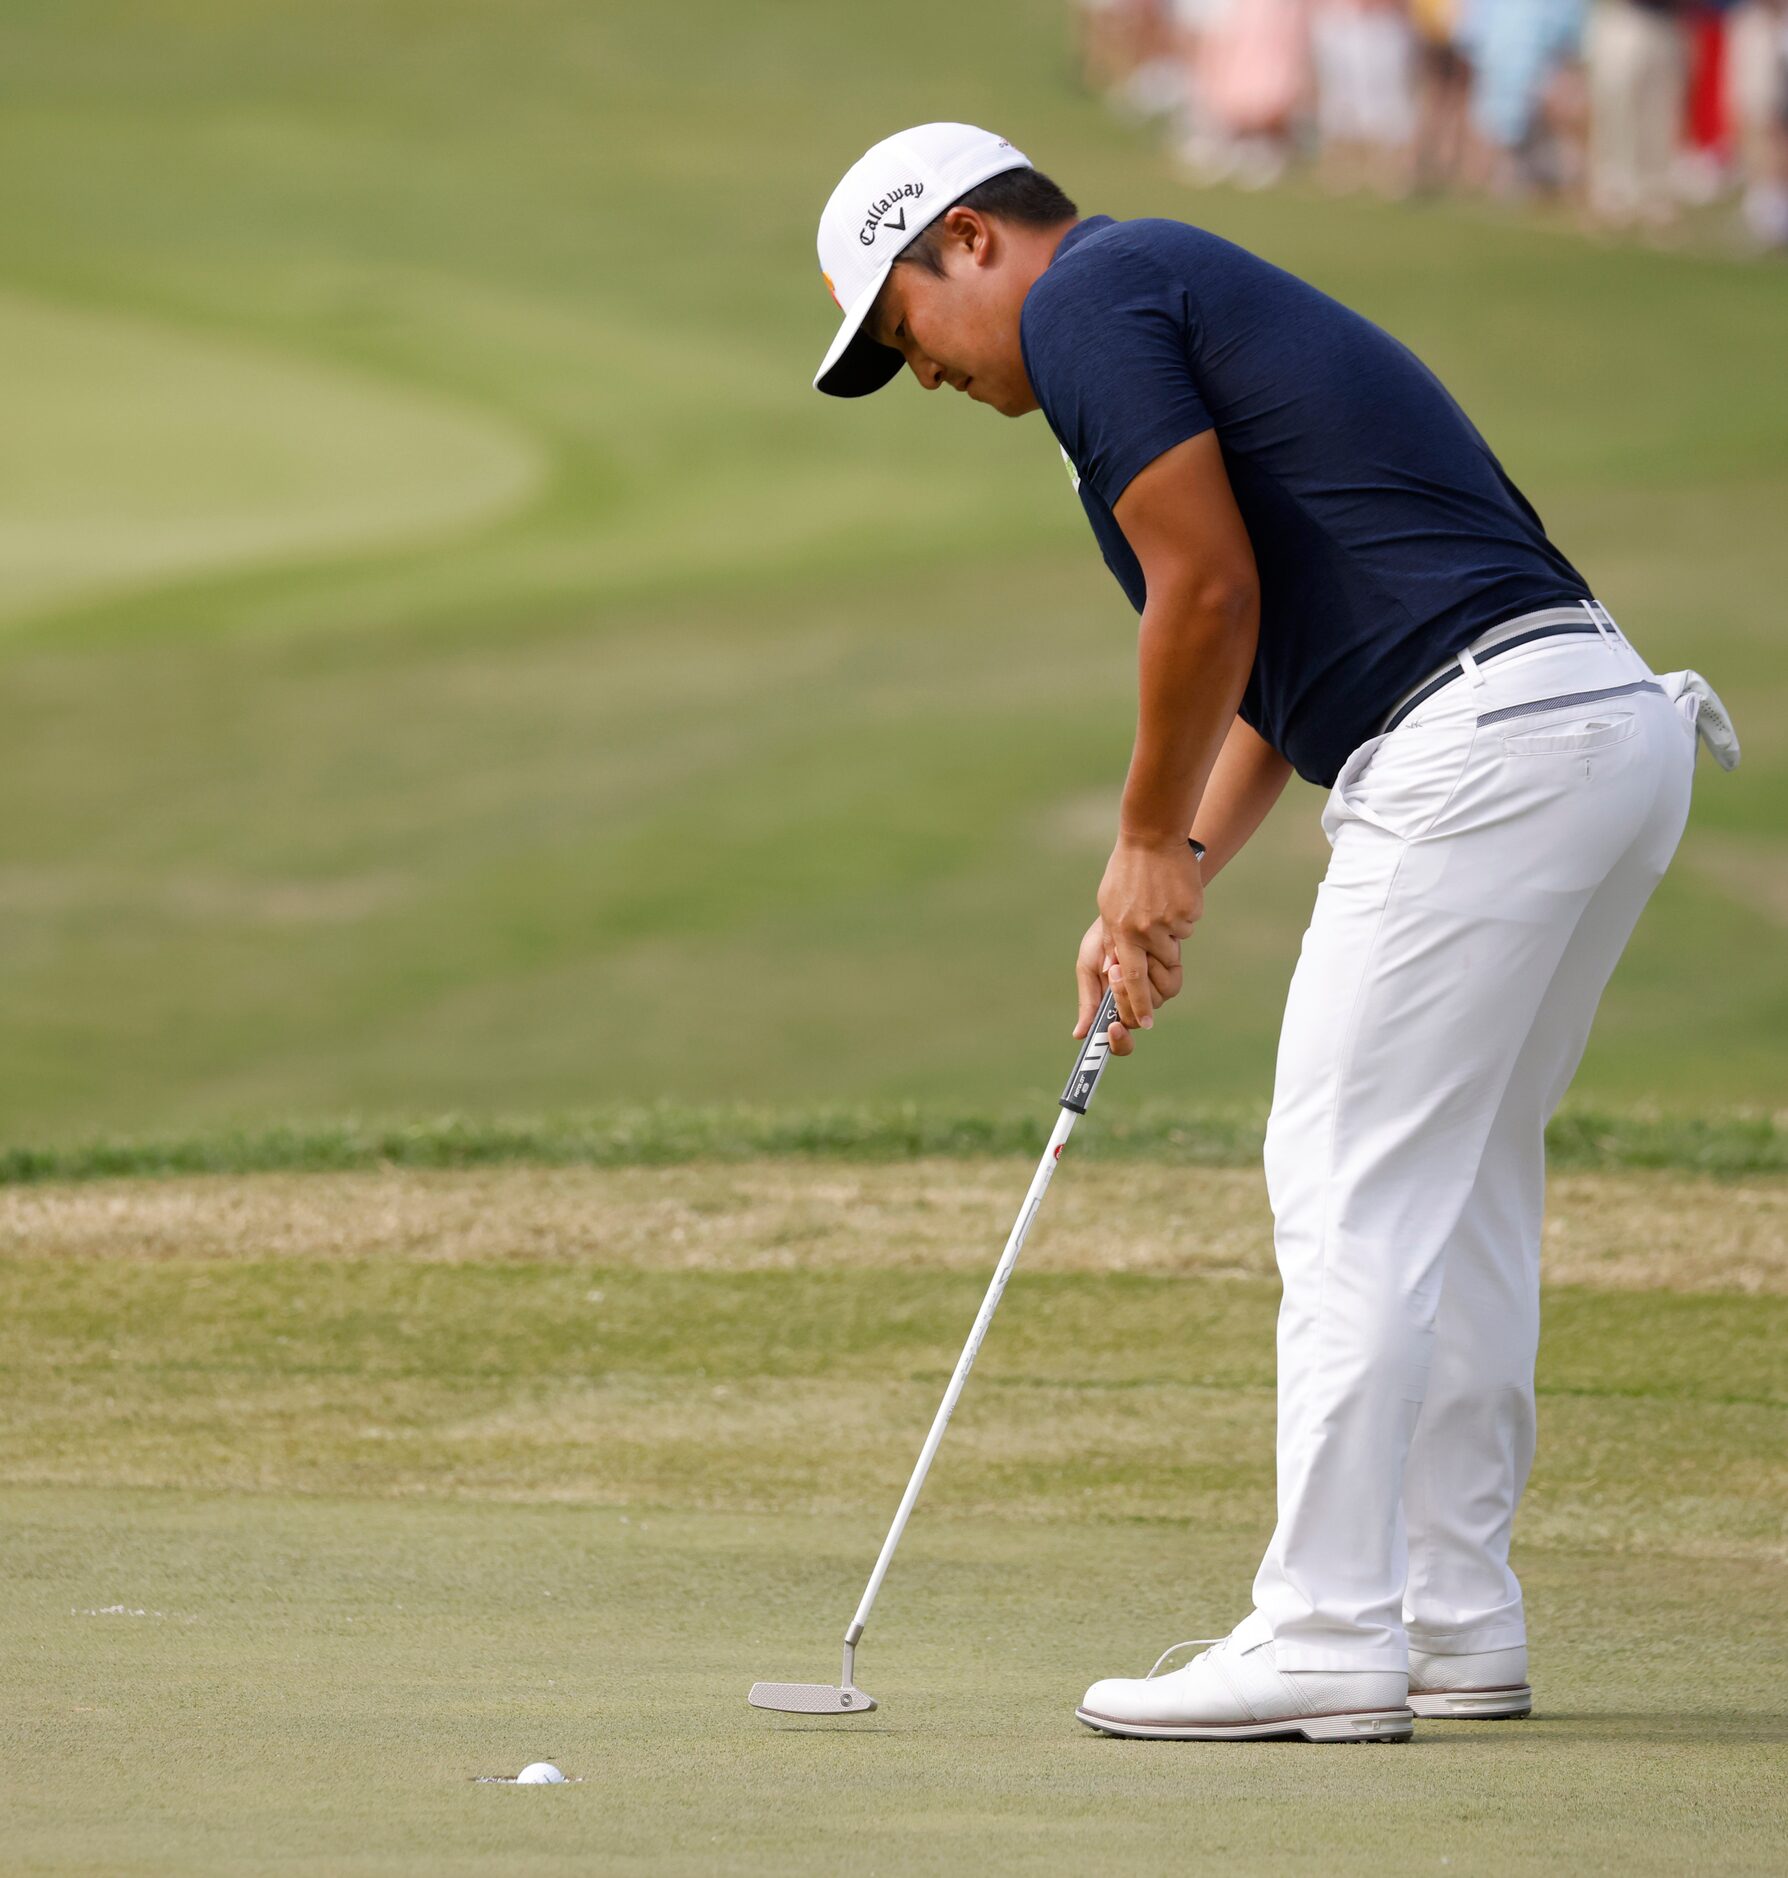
[[1146, 1637, 1225, 1679]]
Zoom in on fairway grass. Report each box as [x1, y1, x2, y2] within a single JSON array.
[[1, 1104, 1783, 1185], [4, 1162, 1783, 1874], [1, 1, 1784, 1143]]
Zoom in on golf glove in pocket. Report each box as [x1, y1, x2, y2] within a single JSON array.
[[1660, 670, 1741, 771]]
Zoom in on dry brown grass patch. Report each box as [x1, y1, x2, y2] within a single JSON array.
[[0, 1161, 1781, 1292]]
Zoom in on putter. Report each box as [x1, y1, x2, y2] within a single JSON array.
[[749, 982, 1132, 1717]]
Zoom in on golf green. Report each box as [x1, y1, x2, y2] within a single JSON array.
[[3, 1162, 1782, 1873], [9, 1492, 1785, 1877], [0, 287, 540, 629]]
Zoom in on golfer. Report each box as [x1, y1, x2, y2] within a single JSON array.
[[811, 124, 1737, 1741]]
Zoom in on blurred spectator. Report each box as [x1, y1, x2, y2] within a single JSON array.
[[1167, 0, 1234, 176], [1193, 0, 1311, 187], [1076, 0, 1183, 117], [1411, 0, 1475, 190], [1680, 2, 1737, 200], [1312, 0, 1419, 193], [1729, 0, 1788, 243], [1460, 0, 1589, 197], [1076, 0, 1130, 95], [1587, 0, 1690, 226], [1069, 0, 1784, 254]]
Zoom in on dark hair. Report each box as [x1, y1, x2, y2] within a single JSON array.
[[894, 167, 1079, 276]]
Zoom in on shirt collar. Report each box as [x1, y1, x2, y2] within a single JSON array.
[[1050, 215, 1115, 265]]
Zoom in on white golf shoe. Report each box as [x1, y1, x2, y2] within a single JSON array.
[[1407, 1643, 1532, 1719], [1076, 1623, 1413, 1743]]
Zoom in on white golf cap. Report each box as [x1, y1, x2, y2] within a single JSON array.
[[813, 122, 1032, 398]]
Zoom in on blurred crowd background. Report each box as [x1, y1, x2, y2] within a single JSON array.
[[1075, 0, 1788, 247]]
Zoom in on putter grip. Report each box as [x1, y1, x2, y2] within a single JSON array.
[[1060, 842, 1197, 1116], [1060, 989, 1121, 1114]]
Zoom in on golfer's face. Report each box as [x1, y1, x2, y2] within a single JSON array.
[[873, 262, 1035, 417]]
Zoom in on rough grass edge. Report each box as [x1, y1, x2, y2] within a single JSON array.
[[0, 1103, 1782, 1184]]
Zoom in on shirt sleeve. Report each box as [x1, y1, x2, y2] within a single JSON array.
[[1020, 247, 1213, 513]]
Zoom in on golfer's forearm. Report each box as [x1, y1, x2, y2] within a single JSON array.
[[1189, 716, 1294, 882], [1118, 586, 1258, 850]]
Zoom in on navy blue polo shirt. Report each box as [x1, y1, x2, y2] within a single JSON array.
[[1019, 216, 1591, 786]]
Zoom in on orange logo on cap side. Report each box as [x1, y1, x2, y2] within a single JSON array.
[[821, 270, 841, 309]]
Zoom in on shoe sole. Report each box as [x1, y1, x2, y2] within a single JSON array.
[[1408, 1684, 1533, 1720], [1075, 1704, 1414, 1743]]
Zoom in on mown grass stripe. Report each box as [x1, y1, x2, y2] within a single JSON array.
[[0, 1103, 1780, 1184]]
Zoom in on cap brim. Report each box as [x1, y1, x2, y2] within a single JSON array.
[[813, 258, 904, 398]]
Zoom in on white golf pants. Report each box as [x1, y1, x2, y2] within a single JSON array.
[[1253, 617, 1698, 1671]]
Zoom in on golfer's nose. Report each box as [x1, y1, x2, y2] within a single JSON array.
[[909, 354, 945, 391]]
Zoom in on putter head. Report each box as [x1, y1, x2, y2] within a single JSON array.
[[748, 1680, 878, 1715]]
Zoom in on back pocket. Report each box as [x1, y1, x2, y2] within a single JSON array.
[[1503, 711, 1637, 757]]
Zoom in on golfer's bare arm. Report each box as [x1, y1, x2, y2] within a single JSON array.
[[1113, 431, 1289, 871], [1193, 715, 1293, 881], [1074, 432, 1293, 1046]]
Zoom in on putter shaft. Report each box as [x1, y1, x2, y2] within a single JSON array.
[[749, 990, 1126, 1714], [842, 989, 1121, 1653]]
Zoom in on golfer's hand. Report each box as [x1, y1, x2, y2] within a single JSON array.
[[1073, 917, 1124, 1047], [1072, 915, 1187, 1056], [1091, 837, 1201, 1040]]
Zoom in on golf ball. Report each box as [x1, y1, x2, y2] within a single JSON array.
[[516, 1762, 566, 1785]]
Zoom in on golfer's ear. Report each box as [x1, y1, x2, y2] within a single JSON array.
[[945, 207, 991, 265], [1114, 431, 1259, 613]]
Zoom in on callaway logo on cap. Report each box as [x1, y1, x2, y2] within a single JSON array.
[[813, 122, 1032, 399]]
